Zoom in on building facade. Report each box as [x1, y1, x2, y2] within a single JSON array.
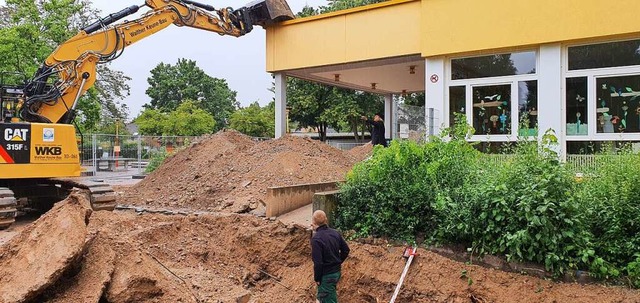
[[266, 0, 640, 157]]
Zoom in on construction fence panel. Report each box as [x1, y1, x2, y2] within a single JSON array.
[[394, 104, 437, 143], [80, 134, 197, 176]]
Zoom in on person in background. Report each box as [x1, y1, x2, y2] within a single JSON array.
[[361, 113, 388, 147], [311, 210, 350, 303]]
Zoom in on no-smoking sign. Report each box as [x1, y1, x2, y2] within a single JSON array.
[[430, 74, 439, 83]]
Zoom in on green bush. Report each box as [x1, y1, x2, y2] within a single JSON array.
[[337, 117, 640, 282], [145, 148, 169, 173], [466, 138, 589, 273], [336, 117, 480, 241], [575, 150, 640, 280]]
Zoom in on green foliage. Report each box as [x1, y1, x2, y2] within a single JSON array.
[[229, 101, 275, 138], [289, 1, 385, 141], [321, 0, 388, 12], [286, 78, 383, 141], [0, 0, 130, 126], [136, 109, 167, 136], [337, 123, 479, 241], [136, 100, 216, 136], [145, 59, 237, 131], [145, 148, 168, 173], [337, 117, 640, 283], [466, 137, 587, 274], [575, 149, 640, 281]]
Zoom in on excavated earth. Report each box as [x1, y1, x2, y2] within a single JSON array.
[[1, 133, 639, 302], [121, 130, 372, 213], [1, 194, 639, 303]]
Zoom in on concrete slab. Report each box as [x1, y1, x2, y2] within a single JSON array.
[[276, 203, 312, 227]]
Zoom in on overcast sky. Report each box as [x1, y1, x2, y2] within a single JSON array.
[[2, 0, 327, 118], [93, 0, 326, 119]]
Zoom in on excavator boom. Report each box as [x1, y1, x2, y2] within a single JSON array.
[[0, 0, 293, 229], [20, 0, 293, 125]]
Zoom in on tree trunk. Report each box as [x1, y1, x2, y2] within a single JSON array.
[[351, 119, 359, 143], [318, 122, 327, 142]]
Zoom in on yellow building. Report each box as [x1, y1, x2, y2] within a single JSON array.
[[267, 0, 640, 156]]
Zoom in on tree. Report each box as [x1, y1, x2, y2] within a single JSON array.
[[285, 0, 387, 141], [135, 100, 215, 136], [135, 109, 167, 136], [229, 101, 275, 138], [287, 79, 334, 141], [402, 92, 425, 107], [145, 59, 238, 130], [0, 0, 130, 130], [320, 0, 387, 12], [164, 101, 216, 136]]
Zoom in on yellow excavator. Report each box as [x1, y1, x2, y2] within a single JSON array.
[[0, 0, 293, 228]]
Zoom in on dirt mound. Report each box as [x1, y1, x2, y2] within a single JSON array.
[[1, 201, 639, 302], [347, 142, 373, 162], [79, 211, 640, 302], [45, 234, 116, 303], [0, 192, 91, 303], [124, 131, 364, 212]]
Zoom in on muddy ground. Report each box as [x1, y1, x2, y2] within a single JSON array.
[[1, 132, 639, 302], [121, 130, 371, 214], [0, 193, 639, 303]]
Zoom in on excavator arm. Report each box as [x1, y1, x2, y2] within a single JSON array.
[[20, 0, 293, 124]]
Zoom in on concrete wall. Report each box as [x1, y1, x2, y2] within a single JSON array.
[[266, 0, 421, 72], [422, 0, 640, 57], [265, 181, 341, 217]]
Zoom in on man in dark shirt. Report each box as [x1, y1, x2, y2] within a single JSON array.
[[361, 113, 388, 147], [311, 210, 350, 303]]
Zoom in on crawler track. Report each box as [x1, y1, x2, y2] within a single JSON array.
[[51, 179, 116, 211], [0, 187, 16, 229]]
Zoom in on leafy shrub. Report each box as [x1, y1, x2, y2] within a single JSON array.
[[336, 116, 480, 241], [466, 137, 589, 273], [337, 117, 640, 282], [145, 148, 169, 173], [575, 150, 640, 280]]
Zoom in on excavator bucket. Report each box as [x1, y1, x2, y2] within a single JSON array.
[[244, 0, 294, 27]]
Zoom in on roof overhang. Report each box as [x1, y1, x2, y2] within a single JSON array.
[[285, 55, 424, 94], [266, 0, 424, 94]]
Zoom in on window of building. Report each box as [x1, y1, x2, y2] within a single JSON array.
[[567, 141, 640, 154], [565, 39, 640, 139], [518, 81, 538, 136], [451, 51, 536, 80], [449, 86, 465, 127], [595, 75, 640, 133], [472, 85, 511, 135], [448, 51, 537, 140], [566, 77, 588, 136], [568, 39, 640, 70]]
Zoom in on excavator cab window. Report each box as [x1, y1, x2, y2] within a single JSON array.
[[0, 72, 27, 123]]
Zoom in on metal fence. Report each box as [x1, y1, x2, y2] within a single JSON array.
[[394, 103, 436, 143], [330, 142, 367, 151], [80, 134, 197, 175], [479, 153, 627, 173]]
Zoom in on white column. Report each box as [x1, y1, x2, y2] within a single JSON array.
[[425, 57, 446, 137], [538, 44, 565, 158], [384, 94, 393, 140], [274, 73, 287, 138]]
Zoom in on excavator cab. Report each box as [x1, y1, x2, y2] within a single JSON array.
[[0, 73, 27, 123]]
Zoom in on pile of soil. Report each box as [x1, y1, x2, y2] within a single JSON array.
[[3, 195, 639, 303], [123, 130, 367, 212]]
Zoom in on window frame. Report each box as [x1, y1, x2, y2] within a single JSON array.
[[446, 50, 539, 142], [564, 38, 640, 141]]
